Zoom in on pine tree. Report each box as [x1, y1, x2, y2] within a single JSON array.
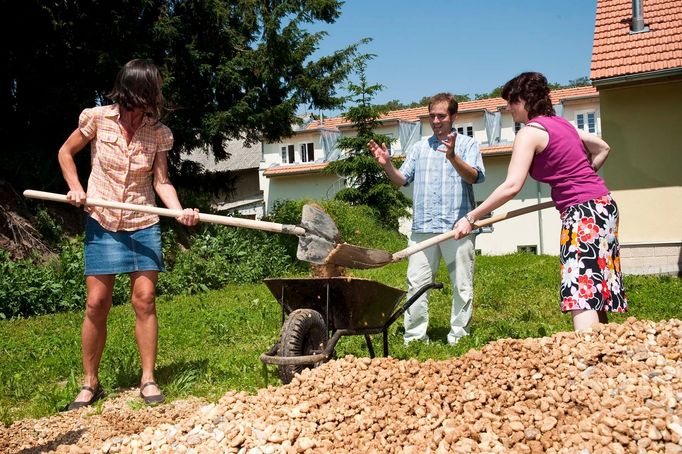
[[325, 57, 411, 229]]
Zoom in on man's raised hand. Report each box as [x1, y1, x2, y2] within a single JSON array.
[[368, 140, 390, 166]]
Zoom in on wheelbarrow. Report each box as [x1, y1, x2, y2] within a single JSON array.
[[260, 277, 443, 384]]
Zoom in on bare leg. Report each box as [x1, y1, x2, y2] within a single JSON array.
[[130, 271, 161, 397], [571, 309, 601, 331], [73, 275, 115, 402]]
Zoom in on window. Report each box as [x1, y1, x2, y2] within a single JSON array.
[[456, 124, 474, 138], [300, 142, 315, 162], [281, 144, 295, 164], [514, 122, 524, 134], [576, 111, 597, 133], [517, 245, 538, 254]]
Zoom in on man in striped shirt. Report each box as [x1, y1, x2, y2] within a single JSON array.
[[369, 92, 485, 345]]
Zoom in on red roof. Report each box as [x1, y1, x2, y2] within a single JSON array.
[[305, 86, 597, 131], [264, 144, 513, 178], [591, 0, 682, 80], [263, 162, 329, 177]]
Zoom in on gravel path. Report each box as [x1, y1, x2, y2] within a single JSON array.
[[2, 317, 681, 453]]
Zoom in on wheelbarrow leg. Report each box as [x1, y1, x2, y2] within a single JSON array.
[[364, 334, 376, 358], [383, 329, 389, 357]]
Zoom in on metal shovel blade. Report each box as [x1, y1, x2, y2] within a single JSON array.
[[324, 243, 393, 269], [296, 204, 341, 264], [322, 201, 555, 269]]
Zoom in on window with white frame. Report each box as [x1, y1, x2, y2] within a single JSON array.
[[456, 124, 474, 138], [281, 144, 295, 164], [576, 111, 597, 134], [300, 142, 315, 162]]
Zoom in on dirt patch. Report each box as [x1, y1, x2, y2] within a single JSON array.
[[0, 182, 83, 261], [0, 389, 207, 453], [2, 317, 680, 453]]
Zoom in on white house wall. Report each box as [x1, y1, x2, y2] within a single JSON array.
[[398, 154, 562, 255], [261, 94, 599, 256], [263, 173, 341, 212]]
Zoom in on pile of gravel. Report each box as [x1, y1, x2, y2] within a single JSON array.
[[3, 317, 681, 453]]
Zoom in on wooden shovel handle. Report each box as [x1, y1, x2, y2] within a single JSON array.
[[392, 201, 555, 261], [23, 190, 305, 236]]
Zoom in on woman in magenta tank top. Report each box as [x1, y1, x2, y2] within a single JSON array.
[[453, 72, 627, 331]]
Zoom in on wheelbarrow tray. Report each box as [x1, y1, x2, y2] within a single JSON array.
[[263, 277, 406, 331]]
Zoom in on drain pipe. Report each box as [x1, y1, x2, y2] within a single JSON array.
[[537, 181, 544, 255], [631, 0, 649, 33]]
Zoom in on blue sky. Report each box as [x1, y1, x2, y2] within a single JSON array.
[[305, 0, 598, 115]]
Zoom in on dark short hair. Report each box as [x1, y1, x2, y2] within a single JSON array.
[[501, 72, 555, 120], [428, 92, 458, 116], [107, 59, 165, 120]]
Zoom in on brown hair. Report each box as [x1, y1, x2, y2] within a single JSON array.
[[428, 92, 458, 116], [107, 59, 165, 121], [501, 72, 555, 120]]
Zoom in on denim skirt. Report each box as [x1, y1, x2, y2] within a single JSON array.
[[84, 215, 165, 275]]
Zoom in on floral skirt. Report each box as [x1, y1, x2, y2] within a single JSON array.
[[559, 194, 627, 313]]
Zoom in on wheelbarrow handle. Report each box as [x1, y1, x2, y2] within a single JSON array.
[[384, 282, 443, 329]]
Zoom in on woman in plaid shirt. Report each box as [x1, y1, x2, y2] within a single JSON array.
[[57, 59, 199, 409]]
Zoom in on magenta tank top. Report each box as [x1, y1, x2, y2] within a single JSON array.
[[528, 116, 609, 213]]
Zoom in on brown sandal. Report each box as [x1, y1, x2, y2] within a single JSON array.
[[67, 384, 105, 410], [140, 381, 165, 405]]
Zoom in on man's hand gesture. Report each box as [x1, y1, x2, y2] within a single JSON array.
[[368, 139, 390, 167], [438, 132, 457, 160]]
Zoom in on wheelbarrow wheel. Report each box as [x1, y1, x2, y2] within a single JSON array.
[[278, 308, 328, 384]]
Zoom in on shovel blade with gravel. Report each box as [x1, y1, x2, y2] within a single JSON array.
[[325, 201, 555, 269]]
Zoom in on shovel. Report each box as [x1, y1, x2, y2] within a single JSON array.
[[325, 201, 555, 269], [23, 190, 341, 265]]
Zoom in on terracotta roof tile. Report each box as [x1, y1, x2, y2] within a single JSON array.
[[263, 162, 329, 178], [306, 86, 597, 131], [481, 145, 513, 155], [591, 0, 682, 80]]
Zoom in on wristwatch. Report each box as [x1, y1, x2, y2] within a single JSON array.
[[464, 213, 475, 225]]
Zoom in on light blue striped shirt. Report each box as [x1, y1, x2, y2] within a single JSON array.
[[399, 130, 485, 233]]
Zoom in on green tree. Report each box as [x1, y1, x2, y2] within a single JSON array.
[[374, 93, 469, 112], [567, 76, 591, 87], [474, 85, 504, 100], [325, 57, 411, 229], [3, 0, 361, 190]]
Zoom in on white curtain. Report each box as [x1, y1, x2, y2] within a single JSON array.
[[553, 102, 564, 118], [398, 120, 420, 155], [484, 110, 501, 145], [320, 129, 341, 162]]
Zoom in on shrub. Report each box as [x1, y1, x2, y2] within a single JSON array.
[[268, 198, 407, 253], [0, 200, 405, 317]]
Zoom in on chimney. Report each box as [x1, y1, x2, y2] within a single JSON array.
[[630, 0, 649, 33]]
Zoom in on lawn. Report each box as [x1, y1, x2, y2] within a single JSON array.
[[1, 253, 680, 425]]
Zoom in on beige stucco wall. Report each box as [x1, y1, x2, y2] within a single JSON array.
[[598, 79, 682, 244], [399, 154, 563, 255], [262, 172, 341, 213]]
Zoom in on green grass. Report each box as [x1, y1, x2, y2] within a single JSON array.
[[1, 254, 680, 425]]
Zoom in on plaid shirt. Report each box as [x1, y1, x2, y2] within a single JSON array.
[[399, 130, 485, 233], [79, 104, 173, 231]]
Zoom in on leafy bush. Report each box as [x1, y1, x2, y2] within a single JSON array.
[[157, 224, 294, 296], [0, 199, 405, 318], [268, 198, 407, 253], [34, 207, 63, 246], [0, 238, 131, 319]]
